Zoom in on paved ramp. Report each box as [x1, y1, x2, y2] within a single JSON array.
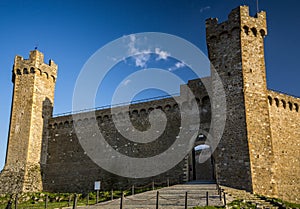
[[87, 183, 223, 209]]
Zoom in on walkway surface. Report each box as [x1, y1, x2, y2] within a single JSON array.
[[71, 183, 223, 209], [61, 182, 284, 209]]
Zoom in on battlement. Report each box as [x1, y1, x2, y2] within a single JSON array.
[[268, 90, 300, 112], [206, 6, 267, 39], [15, 50, 57, 68], [13, 50, 57, 83]]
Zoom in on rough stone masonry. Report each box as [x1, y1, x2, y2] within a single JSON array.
[[0, 5, 299, 204]]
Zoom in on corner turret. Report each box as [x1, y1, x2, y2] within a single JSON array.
[[206, 5, 277, 197], [1, 50, 58, 193]]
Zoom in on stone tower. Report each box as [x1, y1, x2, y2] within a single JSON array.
[[206, 6, 277, 196], [1, 50, 57, 193]]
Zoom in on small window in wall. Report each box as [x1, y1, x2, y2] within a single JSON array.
[[156, 106, 162, 110], [268, 96, 272, 105], [197, 134, 206, 142], [274, 98, 279, 107], [243, 25, 249, 35], [64, 121, 69, 128], [164, 105, 171, 111], [103, 115, 109, 121], [260, 29, 266, 37], [209, 35, 217, 41], [132, 110, 139, 116], [251, 27, 257, 36], [96, 116, 102, 123], [295, 103, 299, 112], [23, 68, 29, 74], [281, 100, 286, 109], [288, 102, 293, 111]]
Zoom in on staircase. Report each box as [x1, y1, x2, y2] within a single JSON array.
[[87, 183, 223, 209], [221, 186, 280, 209]]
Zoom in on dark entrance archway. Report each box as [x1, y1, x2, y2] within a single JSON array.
[[188, 138, 215, 182]]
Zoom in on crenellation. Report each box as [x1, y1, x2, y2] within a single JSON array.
[[13, 66, 56, 83], [13, 50, 57, 83], [29, 50, 44, 64], [268, 90, 300, 113], [48, 91, 211, 131]]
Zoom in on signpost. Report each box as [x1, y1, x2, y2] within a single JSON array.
[[94, 181, 101, 204]]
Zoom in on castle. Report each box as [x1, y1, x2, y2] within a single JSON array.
[[0, 6, 299, 203]]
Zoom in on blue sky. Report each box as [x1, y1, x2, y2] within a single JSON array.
[[0, 0, 299, 170]]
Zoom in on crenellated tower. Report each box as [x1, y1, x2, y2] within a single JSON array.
[[1, 50, 57, 193], [206, 6, 277, 196]]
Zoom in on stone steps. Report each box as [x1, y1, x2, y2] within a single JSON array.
[[62, 183, 223, 209], [221, 186, 280, 209], [61, 183, 282, 209]]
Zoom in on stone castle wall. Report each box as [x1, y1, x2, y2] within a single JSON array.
[[42, 80, 212, 192], [267, 90, 300, 203], [206, 6, 253, 191], [238, 7, 277, 196]]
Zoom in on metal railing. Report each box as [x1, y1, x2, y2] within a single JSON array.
[[53, 93, 180, 117], [0, 180, 227, 209]]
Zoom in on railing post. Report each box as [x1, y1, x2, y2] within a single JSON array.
[[152, 181, 155, 190], [132, 185, 135, 195], [96, 190, 99, 204], [156, 191, 159, 209], [14, 194, 18, 209], [120, 191, 124, 209], [45, 195, 48, 209], [185, 192, 188, 209], [167, 178, 170, 187], [111, 189, 114, 201], [223, 192, 226, 206], [72, 194, 77, 209], [206, 191, 209, 206], [68, 194, 71, 207], [86, 193, 89, 206], [6, 196, 12, 209]]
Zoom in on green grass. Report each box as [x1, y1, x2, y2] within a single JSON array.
[[0, 186, 158, 209], [256, 194, 300, 208], [191, 206, 224, 209], [2, 189, 299, 209], [226, 199, 257, 209], [0, 192, 103, 209]]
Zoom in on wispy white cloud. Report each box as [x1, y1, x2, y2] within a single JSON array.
[[128, 34, 151, 68], [168, 61, 186, 72], [175, 62, 185, 68], [134, 53, 150, 68], [127, 34, 171, 68], [200, 6, 211, 13], [128, 34, 137, 54], [155, 48, 170, 60]]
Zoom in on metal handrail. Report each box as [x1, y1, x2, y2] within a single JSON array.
[[53, 93, 180, 117]]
